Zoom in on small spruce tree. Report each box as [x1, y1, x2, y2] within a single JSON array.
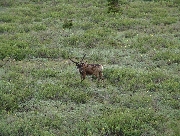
[[107, 0, 119, 13]]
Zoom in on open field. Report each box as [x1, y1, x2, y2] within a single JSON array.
[[0, 0, 180, 135]]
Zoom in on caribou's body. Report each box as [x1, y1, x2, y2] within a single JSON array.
[[69, 55, 103, 82]]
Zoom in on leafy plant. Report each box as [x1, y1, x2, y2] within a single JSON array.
[[62, 19, 73, 29], [107, 0, 119, 13]]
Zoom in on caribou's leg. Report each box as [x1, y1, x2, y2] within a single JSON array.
[[99, 71, 104, 81], [80, 72, 86, 82]]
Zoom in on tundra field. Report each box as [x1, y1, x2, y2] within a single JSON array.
[[0, 0, 180, 135]]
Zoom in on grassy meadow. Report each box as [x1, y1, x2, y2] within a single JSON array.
[[0, 0, 180, 135]]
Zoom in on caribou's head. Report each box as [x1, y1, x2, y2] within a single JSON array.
[[69, 54, 86, 69]]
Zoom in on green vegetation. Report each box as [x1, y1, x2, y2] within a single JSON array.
[[0, 0, 180, 135]]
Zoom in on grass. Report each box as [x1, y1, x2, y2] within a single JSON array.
[[0, 0, 180, 135]]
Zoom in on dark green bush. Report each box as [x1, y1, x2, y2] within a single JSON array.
[[107, 0, 119, 13], [0, 45, 31, 60], [0, 93, 18, 111], [63, 19, 73, 29], [0, 14, 14, 23]]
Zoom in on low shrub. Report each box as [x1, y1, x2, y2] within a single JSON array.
[[0, 0, 14, 7], [0, 24, 15, 33], [32, 23, 47, 31], [0, 80, 33, 112], [0, 14, 14, 23], [0, 93, 18, 111], [104, 67, 178, 93], [133, 35, 177, 52], [31, 68, 58, 78], [0, 112, 62, 136], [107, 0, 120, 13], [69, 90, 91, 104], [33, 47, 60, 59], [151, 16, 177, 25], [73, 108, 166, 135], [153, 51, 180, 64], [0, 45, 31, 60], [62, 19, 73, 29]]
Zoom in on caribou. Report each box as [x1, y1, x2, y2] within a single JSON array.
[[69, 54, 104, 82]]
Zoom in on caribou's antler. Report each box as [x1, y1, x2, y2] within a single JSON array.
[[69, 57, 78, 65], [80, 54, 86, 63]]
